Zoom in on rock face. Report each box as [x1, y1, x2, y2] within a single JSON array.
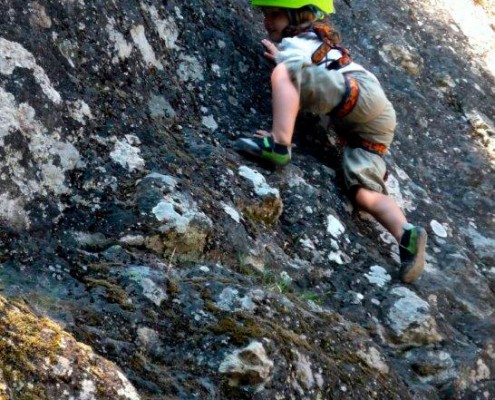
[[0, 296, 140, 399], [0, 0, 494, 399]]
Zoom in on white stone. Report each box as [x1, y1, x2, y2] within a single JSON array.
[[151, 188, 211, 234], [119, 235, 145, 246], [280, 271, 292, 284], [57, 38, 78, 68], [144, 5, 180, 50], [130, 25, 163, 70], [144, 173, 178, 190], [222, 203, 241, 223], [326, 215, 345, 238], [365, 266, 392, 287], [106, 18, 134, 62], [68, 100, 93, 125], [51, 356, 73, 378], [328, 250, 348, 265], [177, 55, 204, 82], [219, 341, 274, 386], [110, 139, 145, 172], [116, 370, 141, 400], [238, 166, 280, 198], [0, 193, 30, 229], [387, 287, 442, 344], [0, 38, 62, 104], [78, 379, 96, 400], [294, 351, 315, 389], [201, 115, 218, 131], [240, 296, 256, 311], [470, 358, 491, 383], [152, 201, 188, 230], [211, 64, 221, 77], [357, 347, 390, 374], [216, 287, 239, 311], [148, 95, 176, 119], [385, 173, 416, 212], [464, 226, 495, 259], [140, 277, 167, 306], [216, 287, 256, 312], [29, 2, 52, 28], [0, 90, 81, 198], [431, 220, 448, 238], [287, 174, 308, 188], [300, 238, 316, 250], [137, 327, 159, 347]]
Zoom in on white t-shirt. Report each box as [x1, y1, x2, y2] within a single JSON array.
[[275, 32, 365, 74]]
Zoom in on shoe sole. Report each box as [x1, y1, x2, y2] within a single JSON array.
[[400, 228, 427, 283], [233, 138, 291, 167], [233, 138, 262, 156]]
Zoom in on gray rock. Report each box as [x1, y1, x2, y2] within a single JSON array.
[[385, 287, 442, 346], [405, 349, 456, 384], [1, 0, 495, 399], [148, 94, 176, 120], [219, 341, 274, 387]]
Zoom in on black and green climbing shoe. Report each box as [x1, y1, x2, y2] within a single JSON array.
[[399, 225, 427, 283], [233, 136, 291, 167]]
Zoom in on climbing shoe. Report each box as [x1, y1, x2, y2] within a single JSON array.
[[399, 225, 427, 283], [233, 136, 291, 167]]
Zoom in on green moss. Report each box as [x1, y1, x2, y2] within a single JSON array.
[[204, 301, 221, 313], [299, 291, 325, 305], [0, 298, 67, 399], [167, 279, 180, 296], [240, 197, 283, 226], [84, 278, 135, 311], [149, 228, 209, 263], [211, 317, 264, 345], [211, 313, 311, 351]]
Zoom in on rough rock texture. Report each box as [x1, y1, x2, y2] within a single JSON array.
[[0, 296, 140, 399], [0, 0, 494, 399]]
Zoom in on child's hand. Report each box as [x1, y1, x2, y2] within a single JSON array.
[[262, 39, 278, 63]]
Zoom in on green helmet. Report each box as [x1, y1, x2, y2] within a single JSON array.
[[251, 0, 334, 14]]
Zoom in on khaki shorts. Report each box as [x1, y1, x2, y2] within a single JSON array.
[[285, 61, 395, 194], [342, 147, 388, 194]]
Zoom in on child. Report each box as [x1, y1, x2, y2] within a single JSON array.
[[233, 0, 427, 283]]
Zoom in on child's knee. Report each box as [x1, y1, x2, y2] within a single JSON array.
[[352, 186, 380, 208]]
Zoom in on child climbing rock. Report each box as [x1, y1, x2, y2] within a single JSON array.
[[234, 0, 427, 283]]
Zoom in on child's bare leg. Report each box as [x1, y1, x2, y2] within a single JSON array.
[[354, 187, 407, 242], [258, 63, 299, 146], [354, 186, 426, 283]]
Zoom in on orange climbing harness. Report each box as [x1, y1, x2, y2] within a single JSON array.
[[354, 139, 388, 156], [337, 136, 388, 157], [329, 74, 360, 119], [310, 24, 387, 156], [310, 23, 359, 119]]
